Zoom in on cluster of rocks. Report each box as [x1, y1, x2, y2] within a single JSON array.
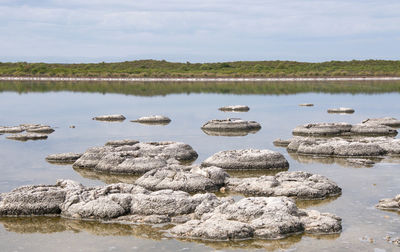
[[0, 179, 342, 240], [0, 124, 55, 141], [218, 105, 250, 112], [201, 118, 261, 136]]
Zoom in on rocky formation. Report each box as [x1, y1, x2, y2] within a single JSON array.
[[362, 117, 400, 128], [226, 171, 341, 199], [6, 133, 48, 141], [131, 115, 171, 125], [218, 105, 250, 112], [202, 149, 289, 170], [327, 107, 355, 113], [293, 122, 397, 137], [201, 118, 261, 134], [135, 166, 229, 193], [92, 114, 126, 121], [73, 140, 198, 175], [0, 180, 342, 240], [376, 194, 400, 211], [46, 153, 83, 164], [170, 196, 341, 240], [299, 103, 314, 107]]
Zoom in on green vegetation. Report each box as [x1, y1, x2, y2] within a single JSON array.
[[0, 60, 399, 78], [1, 80, 399, 96]]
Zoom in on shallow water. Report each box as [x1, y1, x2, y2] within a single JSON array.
[[0, 81, 400, 251]]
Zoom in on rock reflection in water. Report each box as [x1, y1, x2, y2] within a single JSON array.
[[73, 167, 140, 184], [201, 128, 260, 137]]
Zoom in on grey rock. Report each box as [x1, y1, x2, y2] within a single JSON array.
[[292, 123, 352, 136], [6, 133, 48, 141], [92, 114, 126, 121], [105, 139, 139, 147], [170, 196, 341, 240], [131, 115, 171, 125], [202, 149, 289, 170], [46, 153, 83, 164], [219, 105, 250, 112], [201, 118, 261, 132], [73, 141, 198, 174], [0, 126, 24, 133], [226, 171, 341, 199], [362, 117, 400, 128], [327, 107, 355, 113], [376, 194, 400, 211], [135, 165, 229, 193]]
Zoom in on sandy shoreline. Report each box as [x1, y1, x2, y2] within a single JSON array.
[[1, 76, 400, 82]]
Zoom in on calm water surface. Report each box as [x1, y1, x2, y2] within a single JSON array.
[[0, 81, 400, 251]]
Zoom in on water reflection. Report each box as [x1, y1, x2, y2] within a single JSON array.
[[201, 128, 260, 137], [73, 167, 140, 184]]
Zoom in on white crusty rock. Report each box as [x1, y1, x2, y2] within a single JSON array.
[[131, 115, 171, 124], [226, 171, 341, 199], [202, 149, 289, 170], [6, 133, 48, 141], [201, 118, 261, 132], [362, 117, 400, 128], [73, 140, 198, 174], [170, 196, 342, 240], [135, 166, 229, 193], [46, 153, 83, 164], [92, 114, 126, 121], [376, 194, 400, 211], [327, 107, 355, 113], [218, 105, 250, 112]]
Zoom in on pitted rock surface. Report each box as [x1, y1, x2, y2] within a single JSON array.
[[376, 194, 400, 211], [170, 196, 341, 240], [226, 171, 341, 199], [202, 149, 289, 170], [218, 105, 250, 112], [73, 140, 198, 174]]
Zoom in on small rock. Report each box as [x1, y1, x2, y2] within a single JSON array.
[[273, 138, 292, 147], [25, 125, 55, 134], [69, 125, 75, 128], [131, 115, 171, 125], [201, 118, 261, 133], [218, 105, 250, 112], [6, 133, 48, 141], [46, 153, 83, 164], [299, 103, 314, 107], [376, 194, 400, 211], [327, 107, 355, 113], [93, 114, 126, 121], [0, 126, 24, 133]]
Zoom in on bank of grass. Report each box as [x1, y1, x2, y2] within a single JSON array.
[[0, 60, 399, 78]]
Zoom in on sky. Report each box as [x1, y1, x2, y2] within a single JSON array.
[[0, 0, 399, 63]]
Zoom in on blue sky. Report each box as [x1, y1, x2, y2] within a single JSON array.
[[0, 0, 399, 63]]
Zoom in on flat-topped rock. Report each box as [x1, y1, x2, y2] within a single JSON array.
[[350, 124, 397, 136], [293, 123, 352, 136], [131, 115, 171, 125], [135, 166, 229, 193], [201, 118, 261, 132], [6, 133, 48, 141], [327, 107, 355, 113], [105, 139, 139, 147], [299, 103, 314, 107], [202, 149, 289, 170], [73, 140, 198, 175], [92, 114, 126, 121], [218, 105, 250, 112], [46, 153, 83, 164], [170, 196, 341, 240], [376, 194, 400, 212], [0, 126, 24, 133], [226, 171, 341, 199], [362, 117, 400, 128]]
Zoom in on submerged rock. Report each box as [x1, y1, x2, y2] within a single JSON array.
[[135, 166, 229, 193], [131, 115, 171, 125], [201, 118, 261, 133], [170, 196, 341, 240], [73, 140, 198, 175], [226, 171, 341, 199], [92, 114, 126, 121], [46, 153, 83, 164], [218, 105, 250, 112], [362, 117, 400, 128], [376, 195, 400, 211], [0, 180, 342, 240], [202, 149, 289, 170], [327, 107, 355, 113], [6, 133, 48, 141]]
